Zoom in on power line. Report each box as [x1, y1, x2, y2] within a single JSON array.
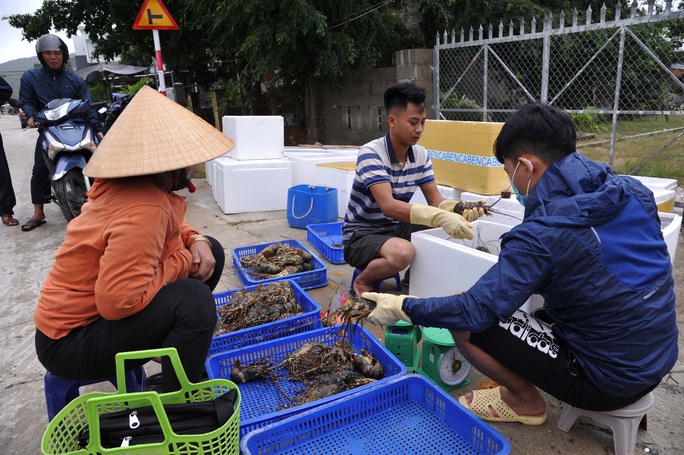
[[328, 0, 395, 30]]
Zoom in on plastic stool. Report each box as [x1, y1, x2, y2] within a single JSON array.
[[557, 392, 654, 455], [351, 268, 402, 293], [45, 366, 147, 421]]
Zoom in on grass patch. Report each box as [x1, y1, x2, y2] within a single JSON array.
[[193, 163, 206, 179], [576, 114, 684, 185]]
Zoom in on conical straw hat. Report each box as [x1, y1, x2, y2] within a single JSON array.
[[84, 86, 234, 178]]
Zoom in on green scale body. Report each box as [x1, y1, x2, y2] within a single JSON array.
[[385, 324, 471, 391]]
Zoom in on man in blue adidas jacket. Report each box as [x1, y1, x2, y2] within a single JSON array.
[[363, 102, 678, 424]]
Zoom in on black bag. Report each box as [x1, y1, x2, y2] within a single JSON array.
[[78, 389, 238, 448]]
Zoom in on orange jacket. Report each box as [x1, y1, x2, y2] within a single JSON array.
[[35, 177, 201, 339]]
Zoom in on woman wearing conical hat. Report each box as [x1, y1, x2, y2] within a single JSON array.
[[34, 87, 235, 392]]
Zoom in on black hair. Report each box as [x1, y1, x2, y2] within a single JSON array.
[[494, 102, 576, 166], [384, 82, 426, 114]]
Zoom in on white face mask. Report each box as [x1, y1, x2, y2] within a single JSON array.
[[510, 158, 533, 206]]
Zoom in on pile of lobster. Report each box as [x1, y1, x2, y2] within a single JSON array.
[[239, 242, 315, 280], [213, 281, 303, 336], [229, 336, 384, 409]]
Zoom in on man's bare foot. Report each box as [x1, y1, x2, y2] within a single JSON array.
[[352, 281, 373, 299], [352, 272, 374, 298], [461, 386, 546, 417]]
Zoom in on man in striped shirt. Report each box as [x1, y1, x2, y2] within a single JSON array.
[[342, 82, 482, 297]]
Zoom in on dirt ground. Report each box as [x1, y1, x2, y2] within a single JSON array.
[[0, 114, 682, 454]]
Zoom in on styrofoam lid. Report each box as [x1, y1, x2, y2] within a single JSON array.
[[214, 156, 292, 169], [624, 175, 678, 191], [651, 188, 676, 203]]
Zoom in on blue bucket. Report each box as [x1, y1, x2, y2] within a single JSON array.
[[287, 185, 338, 229]]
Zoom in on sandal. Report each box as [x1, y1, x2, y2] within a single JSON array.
[[458, 387, 547, 425], [2, 214, 19, 227], [21, 218, 46, 231]]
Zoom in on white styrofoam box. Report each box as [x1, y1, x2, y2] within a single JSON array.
[[283, 146, 360, 156], [312, 165, 356, 219], [651, 188, 676, 211], [205, 159, 216, 187], [626, 175, 678, 191], [212, 157, 292, 214], [660, 212, 682, 264], [288, 152, 360, 186], [222, 116, 284, 160], [409, 185, 464, 206], [460, 191, 525, 227], [461, 193, 678, 260], [410, 221, 544, 314]]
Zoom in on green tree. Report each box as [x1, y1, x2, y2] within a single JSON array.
[[7, 0, 418, 121], [181, 0, 417, 117]]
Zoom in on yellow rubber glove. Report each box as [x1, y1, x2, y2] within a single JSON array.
[[362, 292, 414, 325], [438, 200, 459, 212], [410, 204, 474, 240], [464, 200, 487, 222], [438, 199, 487, 222]]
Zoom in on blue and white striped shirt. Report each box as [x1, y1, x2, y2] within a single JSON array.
[[342, 133, 435, 241]]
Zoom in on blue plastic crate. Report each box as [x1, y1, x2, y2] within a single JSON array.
[[205, 325, 407, 440], [210, 280, 323, 356], [232, 239, 328, 290], [306, 222, 345, 264], [241, 375, 510, 455]]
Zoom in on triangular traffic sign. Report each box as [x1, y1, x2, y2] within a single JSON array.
[[133, 0, 179, 30]]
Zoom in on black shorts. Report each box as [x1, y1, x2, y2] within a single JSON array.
[[343, 222, 430, 268], [468, 309, 656, 411]]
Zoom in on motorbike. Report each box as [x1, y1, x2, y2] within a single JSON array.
[[99, 92, 134, 133], [9, 71, 107, 222]]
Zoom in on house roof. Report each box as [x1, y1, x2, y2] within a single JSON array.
[[75, 63, 150, 78]]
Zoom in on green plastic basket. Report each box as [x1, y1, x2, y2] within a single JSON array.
[[41, 348, 241, 455]]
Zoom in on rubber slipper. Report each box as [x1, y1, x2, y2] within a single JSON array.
[[21, 219, 46, 231], [458, 387, 547, 425], [2, 214, 19, 227]]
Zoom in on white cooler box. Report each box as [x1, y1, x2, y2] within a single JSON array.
[[410, 220, 544, 314], [205, 159, 216, 187], [211, 156, 292, 214], [222, 116, 284, 160], [661, 212, 682, 265], [286, 150, 359, 187], [461, 191, 680, 262], [460, 191, 524, 227], [312, 162, 357, 219], [409, 185, 464, 206]]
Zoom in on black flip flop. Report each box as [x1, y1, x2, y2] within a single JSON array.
[[21, 219, 46, 232]]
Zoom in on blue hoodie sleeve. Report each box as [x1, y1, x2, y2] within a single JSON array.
[[18, 71, 39, 120], [0, 76, 11, 106], [403, 226, 554, 332]]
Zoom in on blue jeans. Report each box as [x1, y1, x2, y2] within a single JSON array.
[[0, 134, 16, 216], [31, 135, 52, 205]]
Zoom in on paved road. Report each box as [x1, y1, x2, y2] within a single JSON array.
[[0, 113, 682, 454]]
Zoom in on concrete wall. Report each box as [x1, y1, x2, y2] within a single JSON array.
[[305, 48, 434, 146]]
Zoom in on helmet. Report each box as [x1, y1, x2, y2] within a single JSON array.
[[36, 34, 69, 67]]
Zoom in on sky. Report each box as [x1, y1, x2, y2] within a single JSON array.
[[0, 0, 76, 64]]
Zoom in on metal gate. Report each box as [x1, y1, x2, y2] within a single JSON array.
[[434, 0, 684, 187]]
